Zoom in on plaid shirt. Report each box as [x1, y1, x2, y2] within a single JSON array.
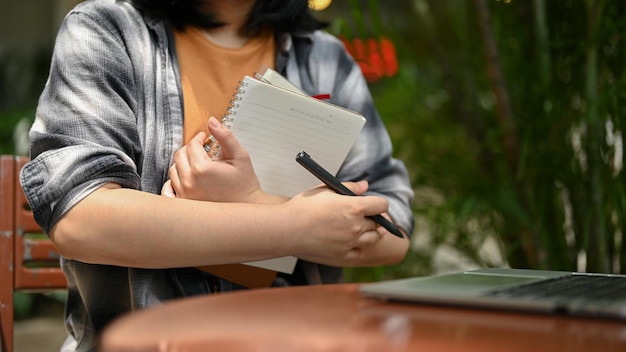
[[20, 1, 414, 350]]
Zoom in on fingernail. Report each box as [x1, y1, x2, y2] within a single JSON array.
[[209, 116, 220, 129]]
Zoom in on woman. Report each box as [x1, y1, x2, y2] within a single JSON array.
[[20, 0, 414, 350]]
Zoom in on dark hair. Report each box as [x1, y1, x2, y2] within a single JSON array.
[[129, 0, 326, 35]]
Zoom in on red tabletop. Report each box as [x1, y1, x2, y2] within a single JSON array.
[[100, 283, 626, 352]]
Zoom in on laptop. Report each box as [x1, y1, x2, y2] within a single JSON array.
[[359, 268, 626, 320]]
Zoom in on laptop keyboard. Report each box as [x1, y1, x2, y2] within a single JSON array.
[[485, 274, 626, 302]]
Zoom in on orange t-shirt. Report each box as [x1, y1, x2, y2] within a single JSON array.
[[174, 27, 276, 143], [174, 27, 279, 288]]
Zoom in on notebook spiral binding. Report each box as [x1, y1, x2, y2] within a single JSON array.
[[203, 80, 248, 160]]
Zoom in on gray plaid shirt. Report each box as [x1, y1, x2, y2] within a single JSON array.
[[20, 1, 414, 350]]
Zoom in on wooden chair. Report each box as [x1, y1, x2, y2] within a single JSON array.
[[0, 155, 67, 352]]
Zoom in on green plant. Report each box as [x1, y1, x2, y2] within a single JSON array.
[[334, 0, 626, 282]]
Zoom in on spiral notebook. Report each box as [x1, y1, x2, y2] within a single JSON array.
[[207, 73, 366, 197], [205, 70, 366, 278]]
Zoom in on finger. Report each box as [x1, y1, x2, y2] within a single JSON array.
[[341, 180, 369, 196], [355, 229, 382, 247], [187, 131, 209, 163], [172, 145, 191, 179], [168, 163, 181, 195], [375, 224, 388, 238], [344, 247, 365, 261], [207, 116, 246, 161], [359, 195, 390, 219], [161, 179, 176, 198]]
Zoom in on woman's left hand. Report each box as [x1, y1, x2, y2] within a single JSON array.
[[162, 116, 266, 203]]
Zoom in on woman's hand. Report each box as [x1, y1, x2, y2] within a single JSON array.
[[162, 116, 272, 203], [159, 118, 409, 266], [284, 180, 404, 266]]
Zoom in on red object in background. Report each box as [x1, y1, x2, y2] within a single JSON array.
[[379, 37, 399, 77], [341, 36, 399, 83], [351, 38, 367, 62], [366, 38, 385, 82]]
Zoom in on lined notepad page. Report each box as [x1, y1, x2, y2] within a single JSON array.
[[230, 76, 366, 197]]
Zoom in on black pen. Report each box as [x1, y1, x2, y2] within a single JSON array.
[[296, 151, 405, 238]]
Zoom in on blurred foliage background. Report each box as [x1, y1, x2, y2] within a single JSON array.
[[316, 0, 626, 282], [2, 0, 626, 311]]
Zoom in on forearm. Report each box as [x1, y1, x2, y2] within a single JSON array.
[[50, 182, 393, 269], [51, 184, 296, 268], [300, 226, 410, 267]]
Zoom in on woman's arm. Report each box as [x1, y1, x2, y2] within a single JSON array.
[[162, 114, 410, 267], [50, 180, 393, 268]]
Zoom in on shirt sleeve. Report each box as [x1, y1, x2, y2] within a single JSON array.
[[20, 8, 143, 234]]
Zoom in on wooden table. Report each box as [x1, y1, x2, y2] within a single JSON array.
[[100, 283, 626, 351]]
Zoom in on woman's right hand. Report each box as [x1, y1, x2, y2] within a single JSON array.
[[282, 180, 392, 265]]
